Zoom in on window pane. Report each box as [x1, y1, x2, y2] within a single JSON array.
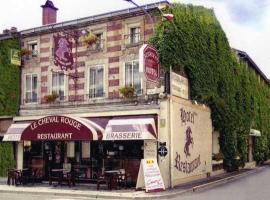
[[26, 75, 31, 91], [133, 61, 141, 92], [96, 67, 104, 97], [32, 75, 37, 90], [52, 73, 57, 89], [89, 68, 96, 98], [125, 62, 132, 86]]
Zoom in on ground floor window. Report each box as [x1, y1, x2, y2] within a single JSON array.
[[22, 140, 144, 186]]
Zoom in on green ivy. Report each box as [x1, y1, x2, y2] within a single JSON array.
[[0, 37, 20, 176], [150, 3, 270, 171], [0, 38, 20, 115], [0, 143, 15, 176]]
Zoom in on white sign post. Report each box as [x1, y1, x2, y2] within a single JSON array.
[[136, 158, 165, 192]]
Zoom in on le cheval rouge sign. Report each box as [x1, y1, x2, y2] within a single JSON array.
[[139, 44, 160, 83], [53, 34, 74, 71], [21, 116, 92, 141]]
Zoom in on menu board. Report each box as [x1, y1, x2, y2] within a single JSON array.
[[136, 158, 165, 192]]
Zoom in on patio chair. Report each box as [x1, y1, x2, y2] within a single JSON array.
[[96, 172, 109, 190]]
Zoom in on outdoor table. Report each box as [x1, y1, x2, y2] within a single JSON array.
[[50, 168, 67, 186], [104, 170, 120, 190]]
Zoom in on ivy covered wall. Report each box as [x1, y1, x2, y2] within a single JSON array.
[[0, 37, 20, 176], [150, 3, 270, 171]]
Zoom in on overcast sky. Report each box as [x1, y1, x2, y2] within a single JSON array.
[[0, 0, 269, 78]]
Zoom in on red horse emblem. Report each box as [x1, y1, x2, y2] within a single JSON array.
[[184, 126, 194, 157]]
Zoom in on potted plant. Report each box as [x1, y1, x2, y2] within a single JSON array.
[[20, 48, 32, 57], [44, 92, 59, 103], [119, 85, 135, 99], [80, 33, 97, 48]]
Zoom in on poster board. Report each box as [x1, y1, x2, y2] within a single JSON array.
[[136, 158, 165, 192]]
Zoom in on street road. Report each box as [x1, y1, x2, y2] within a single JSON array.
[[1, 166, 270, 200], [173, 165, 270, 200]]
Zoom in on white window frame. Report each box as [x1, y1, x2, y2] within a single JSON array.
[[129, 27, 141, 44], [87, 65, 105, 99], [51, 71, 66, 101], [94, 32, 104, 50], [123, 60, 142, 94], [24, 73, 38, 104], [27, 40, 38, 57]]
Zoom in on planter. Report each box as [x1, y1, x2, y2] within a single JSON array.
[[119, 85, 135, 99], [44, 93, 59, 103], [20, 48, 32, 57], [80, 33, 97, 47]]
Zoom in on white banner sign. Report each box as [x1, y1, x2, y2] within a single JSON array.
[[171, 72, 189, 99], [136, 158, 165, 192]]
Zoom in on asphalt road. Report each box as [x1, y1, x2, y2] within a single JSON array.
[[173, 165, 270, 200]]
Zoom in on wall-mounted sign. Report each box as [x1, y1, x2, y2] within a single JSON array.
[[136, 158, 165, 192], [171, 72, 189, 99], [53, 34, 74, 71], [171, 97, 212, 187], [10, 49, 21, 66], [139, 44, 160, 83], [158, 142, 168, 157]]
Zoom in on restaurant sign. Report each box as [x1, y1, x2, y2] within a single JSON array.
[[21, 116, 93, 141], [139, 44, 160, 83], [53, 34, 74, 71]]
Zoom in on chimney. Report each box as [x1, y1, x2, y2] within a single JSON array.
[[41, 0, 58, 25]]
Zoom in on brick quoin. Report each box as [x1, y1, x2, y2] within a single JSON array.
[[109, 67, 119, 75], [109, 91, 119, 99], [40, 47, 50, 53], [41, 76, 48, 82], [68, 72, 85, 79], [40, 57, 49, 62], [109, 56, 119, 63], [145, 29, 154, 35], [41, 87, 47, 93], [69, 83, 84, 90], [73, 51, 86, 57], [107, 23, 122, 32], [69, 95, 84, 102], [107, 34, 122, 42], [107, 45, 121, 52], [40, 38, 50, 43], [109, 79, 119, 87], [41, 66, 49, 72]]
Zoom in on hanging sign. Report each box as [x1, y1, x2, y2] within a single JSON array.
[[53, 34, 74, 70], [136, 158, 165, 192], [139, 44, 160, 83], [10, 49, 21, 66]]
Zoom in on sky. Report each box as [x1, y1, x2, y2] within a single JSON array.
[[0, 0, 269, 78]]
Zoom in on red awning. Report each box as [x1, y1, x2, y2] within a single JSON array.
[[4, 116, 104, 141], [3, 115, 157, 141]]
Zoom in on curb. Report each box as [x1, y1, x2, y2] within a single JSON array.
[[0, 167, 263, 199]]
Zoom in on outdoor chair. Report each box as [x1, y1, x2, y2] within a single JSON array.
[[96, 172, 109, 190], [7, 169, 21, 186]]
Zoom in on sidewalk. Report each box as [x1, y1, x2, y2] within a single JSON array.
[[0, 167, 263, 200]]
